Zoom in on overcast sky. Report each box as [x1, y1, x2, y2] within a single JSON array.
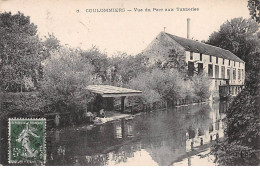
[[0, 0, 251, 56]]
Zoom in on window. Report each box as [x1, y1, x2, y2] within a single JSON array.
[[210, 55, 212, 62], [234, 61, 236, 66], [221, 66, 225, 79], [238, 69, 241, 80], [229, 60, 230, 66], [208, 64, 213, 77], [215, 80, 218, 90], [223, 58, 225, 65], [216, 57, 218, 64], [190, 52, 193, 60], [200, 53, 202, 61], [241, 69, 243, 80], [239, 62, 240, 67], [227, 69, 230, 79], [198, 63, 203, 74], [233, 68, 236, 80], [188, 61, 195, 76], [215, 65, 219, 78]]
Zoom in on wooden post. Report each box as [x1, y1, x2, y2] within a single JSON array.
[[121, 96, 126, 113]]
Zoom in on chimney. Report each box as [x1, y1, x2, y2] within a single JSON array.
[[187, 18, 190, 39]]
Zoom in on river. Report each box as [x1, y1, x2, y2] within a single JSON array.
[[46, 101, 229, 166], [0, 100, 230, 166]]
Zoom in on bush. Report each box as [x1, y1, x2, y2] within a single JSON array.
[[128, 68, 196, 104]]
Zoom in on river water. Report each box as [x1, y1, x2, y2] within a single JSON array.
[[0, 101, 229, 166], [46, 101, 228, 166]]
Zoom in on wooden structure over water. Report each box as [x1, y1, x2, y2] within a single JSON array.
[[86, 85, 142, 113]]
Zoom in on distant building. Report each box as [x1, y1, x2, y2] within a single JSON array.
[[141, 31, 245, 97]]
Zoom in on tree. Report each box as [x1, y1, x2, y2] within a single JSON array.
[[207, 18, 259, 68], [40, 47, 95, 114], [81, 46, 109, 83], [210, 19, 260, 165], [108, 53, 149, 86], [190, 73, 212, 101], [0, 12, 48, 92], [160, 48, 187, 73], [248, 0, 260, 23]]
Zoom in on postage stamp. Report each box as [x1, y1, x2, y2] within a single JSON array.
[[8, 118, 46, 164]]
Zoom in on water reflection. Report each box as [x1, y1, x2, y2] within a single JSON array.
[[0, 101, 230, 166]]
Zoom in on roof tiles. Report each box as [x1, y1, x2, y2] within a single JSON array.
[[165, 33, 244, 63]]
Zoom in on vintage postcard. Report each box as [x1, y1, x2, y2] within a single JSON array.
[[0, 0, 259, 166]]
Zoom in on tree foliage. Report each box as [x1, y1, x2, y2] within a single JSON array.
[[107, 53, 149, 86], [40, 47, 95, 114], [248, 0, 260, 23], [158, 48, 187, 73], [128, 68, 202, 104], [0, 12, 60, 92], [207, 17, 259, 68], [0, 12, 43, 92], [190, 73, 212, 101], [211, 43, 260, 166], [81, 46, 109, 83], [212, 85, 260, 165]]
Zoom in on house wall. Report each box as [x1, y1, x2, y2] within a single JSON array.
[[185, 51, 245, 92], [142, 32, 186, 65]]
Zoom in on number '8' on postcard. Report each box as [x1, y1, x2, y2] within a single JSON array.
[[8, 118, 46, 164]]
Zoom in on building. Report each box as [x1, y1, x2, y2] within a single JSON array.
[[141, 20, 245, 98], [86, 85, 142, 113]]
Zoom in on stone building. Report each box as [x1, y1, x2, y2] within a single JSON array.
[[141, 29, 245, 97]]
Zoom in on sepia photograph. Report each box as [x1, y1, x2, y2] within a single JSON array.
[[0, 0, 259, 166]]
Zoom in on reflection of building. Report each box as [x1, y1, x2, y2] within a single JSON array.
[[185, 102, 225, 153], [141, 19, 245, 98]]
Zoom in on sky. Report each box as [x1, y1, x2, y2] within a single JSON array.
[[0, 0, 251, 56]]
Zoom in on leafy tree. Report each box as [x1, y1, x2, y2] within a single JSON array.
[[207, 17, 259, 68], [245, 50, 260, 93], [108, 53, 149, 86], [0, 12, 48, 92], [159, 48, 187, 73], [40, 47, 95, 114], [248, 0, 260, 23], [81, 46, 109, 83]]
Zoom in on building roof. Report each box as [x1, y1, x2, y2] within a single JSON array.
[[165, 33, 245, 63], [86, 85, 142, 97]]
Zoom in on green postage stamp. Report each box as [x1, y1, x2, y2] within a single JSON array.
[[8, 118, 46, 164]]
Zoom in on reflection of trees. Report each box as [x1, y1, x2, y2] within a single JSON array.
[[140, 104, 215, 165], [132, 110, 187, 165], [45, 103, 220, 166]]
